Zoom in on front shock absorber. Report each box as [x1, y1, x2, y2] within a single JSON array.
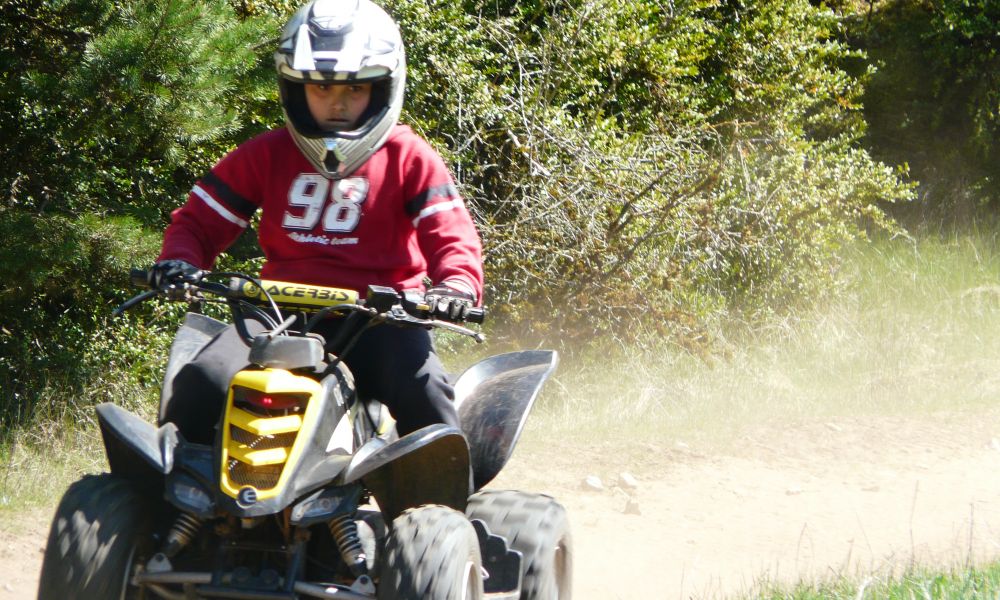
[[144, 512, 205, 574], [162, 512, 204, 558], [329, 514, 367, 577]]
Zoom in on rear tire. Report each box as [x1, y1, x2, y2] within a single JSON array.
[[38, 473, 152, 600], [378, 505, 484, 600], [466, 490, 572, 600]]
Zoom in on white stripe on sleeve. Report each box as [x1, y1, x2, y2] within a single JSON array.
[[192, 185, 249, 229], [412, 198, 463, 228]]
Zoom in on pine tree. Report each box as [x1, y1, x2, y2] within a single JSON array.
[[0, 0, 277, 422]]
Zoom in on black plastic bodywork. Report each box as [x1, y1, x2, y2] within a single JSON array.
[[454, 350, 559, 490], [101, 346, 557, 516], [97, 403, 178, 479], [166, 443, 216, 518], [99, 405, 470, 522], [158, 312, 228, 425], [471, 519, 523, 598], [340, 424, 471, 522], [248, 334, 325, 370]]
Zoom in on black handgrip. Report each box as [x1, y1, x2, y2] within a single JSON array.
[[130, 268, 150, 289], [465, 306, 486, 324]]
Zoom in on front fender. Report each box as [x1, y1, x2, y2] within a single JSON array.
[[454, 350, 559, 490], [97, 403, 177, 479], [341, 424, 470, 523]]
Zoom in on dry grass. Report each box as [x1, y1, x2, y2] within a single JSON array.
[[522, 232, 1000, 451], [0, 378, 157, 517]]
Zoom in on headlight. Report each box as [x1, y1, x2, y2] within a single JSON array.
[[290, 485, 362, 526], [168, 473, 215, 517]]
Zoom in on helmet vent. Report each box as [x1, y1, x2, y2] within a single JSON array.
[[324, 139, 345, 173], [311, 0, 359, 32], [293, 24, 316, 71]]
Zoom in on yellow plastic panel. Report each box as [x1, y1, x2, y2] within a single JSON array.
[[227, 445, 290, 466], [229, 407, 302, 435], [220, 368, 324, 500], [230, 369, 323, 395]]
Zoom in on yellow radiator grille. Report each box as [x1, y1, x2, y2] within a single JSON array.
[[220, 369, 321, 501], [229, 426, 298, 450]]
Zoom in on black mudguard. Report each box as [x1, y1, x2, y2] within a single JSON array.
[[454, 350, 559, 490], [340, 424, 470, 523], [97, 403, 178, 479], [158, 313, 227, 420], [471, 519, 523, 597]]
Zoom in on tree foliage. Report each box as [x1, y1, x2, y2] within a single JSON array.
[[0, 0, 917, 425], [844, 0, 999, 223], [0, 0, 277, 422], [390, 0, 909, 342]]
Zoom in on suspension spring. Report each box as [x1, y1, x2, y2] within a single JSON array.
[[163, 513, 204, 558], [329, 514, 367, 577]]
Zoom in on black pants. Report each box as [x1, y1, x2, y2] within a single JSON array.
[[163, 320, 459, 444]]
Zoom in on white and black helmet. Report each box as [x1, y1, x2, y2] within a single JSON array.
[[274, 0, 405, 179]]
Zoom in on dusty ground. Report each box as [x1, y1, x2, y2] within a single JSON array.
[[4, 410, 1000, 599]]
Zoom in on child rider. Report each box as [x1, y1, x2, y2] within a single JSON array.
[[147, 0, 484, 443]]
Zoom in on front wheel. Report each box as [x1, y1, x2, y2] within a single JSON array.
[[466, 490, 572, 600], [38, 473, 153, 600], [378, 505, 484, 600]]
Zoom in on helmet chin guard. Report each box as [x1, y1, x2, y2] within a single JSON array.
[[274, 0, 405, 179]]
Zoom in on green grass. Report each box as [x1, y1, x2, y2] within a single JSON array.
[[0, 427, 104, 511], [754, 562, 1000, 599]]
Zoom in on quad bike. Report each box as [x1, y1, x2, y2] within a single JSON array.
[[37, 270, 572, 599]]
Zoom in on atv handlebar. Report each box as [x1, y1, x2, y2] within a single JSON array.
[[121, 268, 485, 339]]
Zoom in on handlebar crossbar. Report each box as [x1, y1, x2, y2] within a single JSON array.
[[120, 269, 485, 342]]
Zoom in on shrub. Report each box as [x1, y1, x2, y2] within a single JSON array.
[[0, 0, 914, 433], [391, 0, 911, 344]]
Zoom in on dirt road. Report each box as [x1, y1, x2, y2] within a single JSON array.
[[500, 412, 1000, 598], [4, 411, 1000, 599]]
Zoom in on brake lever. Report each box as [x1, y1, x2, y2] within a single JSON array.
[[112, 278, 210, 317], [386, 306, 485, 343], [439, 321, 485, 343]]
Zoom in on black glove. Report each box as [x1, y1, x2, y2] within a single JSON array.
[[424, 284, 475, 321], [147, 259, 203, 288]]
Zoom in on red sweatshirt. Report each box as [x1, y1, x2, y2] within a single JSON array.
[[158, 125, 483, 300]]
